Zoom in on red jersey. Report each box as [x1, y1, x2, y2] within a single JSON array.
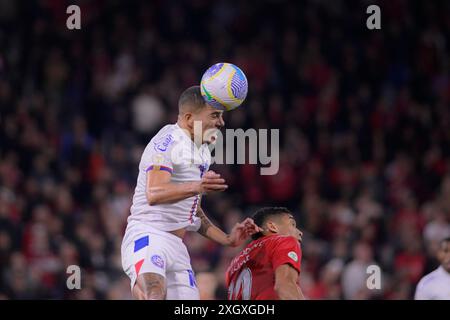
[[225, 234, 302, 300]]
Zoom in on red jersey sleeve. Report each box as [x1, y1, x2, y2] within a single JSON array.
[[270, 236, 302, 273]]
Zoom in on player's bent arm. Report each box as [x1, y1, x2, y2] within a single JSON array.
[[146, 170, 199, 205], [146, 169, 228, 205], [274, 264, 304, 300]]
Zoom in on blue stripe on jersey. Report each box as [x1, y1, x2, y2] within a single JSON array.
[[134, 236, 149, 252], [187, 270, 196, 287]]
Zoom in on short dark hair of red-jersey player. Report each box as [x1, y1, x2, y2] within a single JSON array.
[[225, 207, 305, 300]]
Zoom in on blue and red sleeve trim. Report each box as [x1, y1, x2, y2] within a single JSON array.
[[146, 165, 173, 174]]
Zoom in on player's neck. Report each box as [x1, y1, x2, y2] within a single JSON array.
[[176, 120, 200, 146], [439, 265, 450, 275]]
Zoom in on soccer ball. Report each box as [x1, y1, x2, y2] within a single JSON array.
[[200, 62, 248, 111]]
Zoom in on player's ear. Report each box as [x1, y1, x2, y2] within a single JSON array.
[[184, 112, 194, 129], [266, 221, 279, 234]]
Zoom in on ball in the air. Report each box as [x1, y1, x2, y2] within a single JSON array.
[[200, 62, 248, 111]]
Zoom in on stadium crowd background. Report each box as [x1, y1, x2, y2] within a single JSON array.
[[0, 0, 449, 299]]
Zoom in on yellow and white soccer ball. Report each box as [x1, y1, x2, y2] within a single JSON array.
[[200, 62, 248, 111]]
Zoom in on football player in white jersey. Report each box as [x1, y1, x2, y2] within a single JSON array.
[[414, 237, 450, 300], [121, 85, 261, 300]]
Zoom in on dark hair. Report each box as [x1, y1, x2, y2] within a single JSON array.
[[251, 207, 292, 240], [178, 85, 207, 113]]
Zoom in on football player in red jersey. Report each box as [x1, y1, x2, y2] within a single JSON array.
[[226, 207, 305, 300]]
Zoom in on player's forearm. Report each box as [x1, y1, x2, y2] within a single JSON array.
[[275, 282, 303, 300], [146, 182, 200, 205], [202, 225, 232, 246], [196, 207, 233, 246], [298, 286, 306, 300]]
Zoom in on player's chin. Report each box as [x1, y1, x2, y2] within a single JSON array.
[[207, 129, 220, 143], [203, 134, 217, 145]]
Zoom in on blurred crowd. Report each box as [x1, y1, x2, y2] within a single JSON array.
[[1, 0, 449, 299]]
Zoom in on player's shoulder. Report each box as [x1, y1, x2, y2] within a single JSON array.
[[417, 267, 441, 289], [146, 124, 179, 152]]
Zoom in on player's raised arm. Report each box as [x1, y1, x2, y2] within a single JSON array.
[[196, 206, 262, 247], [274, 264, 304, 300], [146, 170, 228, 205]]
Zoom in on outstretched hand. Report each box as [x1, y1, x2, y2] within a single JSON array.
[[228, 218, 264, 247], [198, 170, 228, 194]]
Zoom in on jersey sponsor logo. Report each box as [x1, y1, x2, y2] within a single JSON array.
[[151, 255, 165, 269], [153, 134, 174, 152], [288, 251, 298, 262]]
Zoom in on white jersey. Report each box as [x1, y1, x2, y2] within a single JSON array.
[[124, 123, 211, 240], [414, 266, 450, 300]]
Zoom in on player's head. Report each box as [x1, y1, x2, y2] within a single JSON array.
[[251, 207, 302, 242], [437, 237, 450, 273], [178, 85, 225, 144]]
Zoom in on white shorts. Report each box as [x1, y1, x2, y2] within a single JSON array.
[[121, 226, 199, 300]]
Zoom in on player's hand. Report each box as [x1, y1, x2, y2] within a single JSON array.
[[227, 218, 264, 247], [198, 170, 228, 194]]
